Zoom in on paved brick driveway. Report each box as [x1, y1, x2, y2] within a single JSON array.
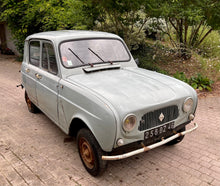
[[0, 55, 220, 186]]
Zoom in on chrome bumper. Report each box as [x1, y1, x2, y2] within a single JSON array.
[[102, 123, 198, 161]]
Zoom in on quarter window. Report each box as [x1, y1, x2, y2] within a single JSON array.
[[29, 41, 40, 66]]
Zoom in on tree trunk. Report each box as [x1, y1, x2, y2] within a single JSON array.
[[0, 23, 7, 52], [191, 20, 204, 47], [198, 28, 213, 46], [184, 20, 188, 45], [179, 19, 183, 43]]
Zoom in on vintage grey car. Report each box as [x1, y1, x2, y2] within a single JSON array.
[[21, 30, 198, 176]]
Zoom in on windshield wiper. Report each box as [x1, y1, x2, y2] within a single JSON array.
[[88, 48, 113, 65], [68, 48, 85, 64]]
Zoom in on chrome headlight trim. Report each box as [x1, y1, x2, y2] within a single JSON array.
[[183, 97, 194, 113], [123, 114, 137, 132]]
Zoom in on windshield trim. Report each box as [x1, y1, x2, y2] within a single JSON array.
[[58, 37, 131, 69]]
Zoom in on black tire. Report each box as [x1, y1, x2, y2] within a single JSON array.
[[77, 128, 107, 176], [25, 91, 38, 113], [166, 126, 186, 145]]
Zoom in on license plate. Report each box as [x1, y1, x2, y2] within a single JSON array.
[[144, 122, 175, 140]]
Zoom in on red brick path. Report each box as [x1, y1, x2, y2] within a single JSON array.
[[0, 55, 220, 186]]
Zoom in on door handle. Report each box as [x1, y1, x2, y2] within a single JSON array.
[[25, 68, 30, 73], [35, 73, 42, 79]]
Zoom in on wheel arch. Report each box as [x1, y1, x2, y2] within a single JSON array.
[[68, 114, 116, 152], [68, 117, 89, 137]]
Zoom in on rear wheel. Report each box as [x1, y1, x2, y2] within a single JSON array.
[[25, 91, 38, 113], [77, 128, 107, 176], [166, 126, 185, 145]]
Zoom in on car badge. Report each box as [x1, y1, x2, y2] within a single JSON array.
[[159, 113, 165, 122]]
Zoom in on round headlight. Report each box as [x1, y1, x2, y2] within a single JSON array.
[[183, 98, 194, 113], [123, 115, 137, 132]]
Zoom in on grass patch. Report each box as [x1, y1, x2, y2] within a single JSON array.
[[195, 54, 220, 81], [197, 30, 220, 58]]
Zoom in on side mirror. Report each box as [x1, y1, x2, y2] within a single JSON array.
[[135, 58, 139, 65]]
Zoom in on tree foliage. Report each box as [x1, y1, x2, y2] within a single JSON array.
[[0, 0, 94, 54], [157, 0, 220, 58], [87, 0, 157, 50], [86, 0, 146, 48], [0, 0, 219, 56]]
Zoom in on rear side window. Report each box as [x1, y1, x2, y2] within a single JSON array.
[[29, 41, 40, 66], [42, 43, 58, 74]]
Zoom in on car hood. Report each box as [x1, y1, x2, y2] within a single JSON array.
[[66, 67, 195, 115]]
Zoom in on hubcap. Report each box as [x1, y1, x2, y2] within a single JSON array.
[[79, 138, 95, 169], [26, 97, 32, 109]]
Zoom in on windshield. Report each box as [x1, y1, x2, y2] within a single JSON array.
[[60, 38, 130, 68]]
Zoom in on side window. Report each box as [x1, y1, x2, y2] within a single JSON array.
[[42, 43, 58, 74], [29, 41, 40, 66]]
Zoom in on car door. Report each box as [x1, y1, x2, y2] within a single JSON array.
[[35, 41, 60, 123], [23, 40, 41, 104]]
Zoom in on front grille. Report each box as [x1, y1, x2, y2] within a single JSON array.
[[138, 105, 179, 131]]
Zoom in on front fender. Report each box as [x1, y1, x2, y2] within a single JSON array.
[[59, 79, 117, 152]]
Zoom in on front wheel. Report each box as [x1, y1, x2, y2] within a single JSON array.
[[77, 128, 107, 176], [166, 126, 185, 145]]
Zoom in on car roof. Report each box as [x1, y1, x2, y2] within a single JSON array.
[[26, 30, 121, 43]]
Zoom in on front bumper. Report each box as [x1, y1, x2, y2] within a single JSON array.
[[102, 123, 198, 160]]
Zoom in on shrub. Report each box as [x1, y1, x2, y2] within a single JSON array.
[[173, 72, 214, 91], [190, 73, 214, 91], [131, 44, 168, 74], [173, 72, 189, 84]]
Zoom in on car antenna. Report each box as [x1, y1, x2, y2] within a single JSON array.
[[68, 48, 85, 64]]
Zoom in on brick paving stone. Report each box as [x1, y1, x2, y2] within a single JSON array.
[[199, 160, 212, 168], [0, 174, 12, 186], [212, 179, 220, 186], [0, 55, 220, 186], [210, 159, 220, 167], [210, 172, 220, 181], [210, 165, 220, 173], [199, 166, 213, 176], [187, 176, 202, 186], [200, 173, 214, 183]]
